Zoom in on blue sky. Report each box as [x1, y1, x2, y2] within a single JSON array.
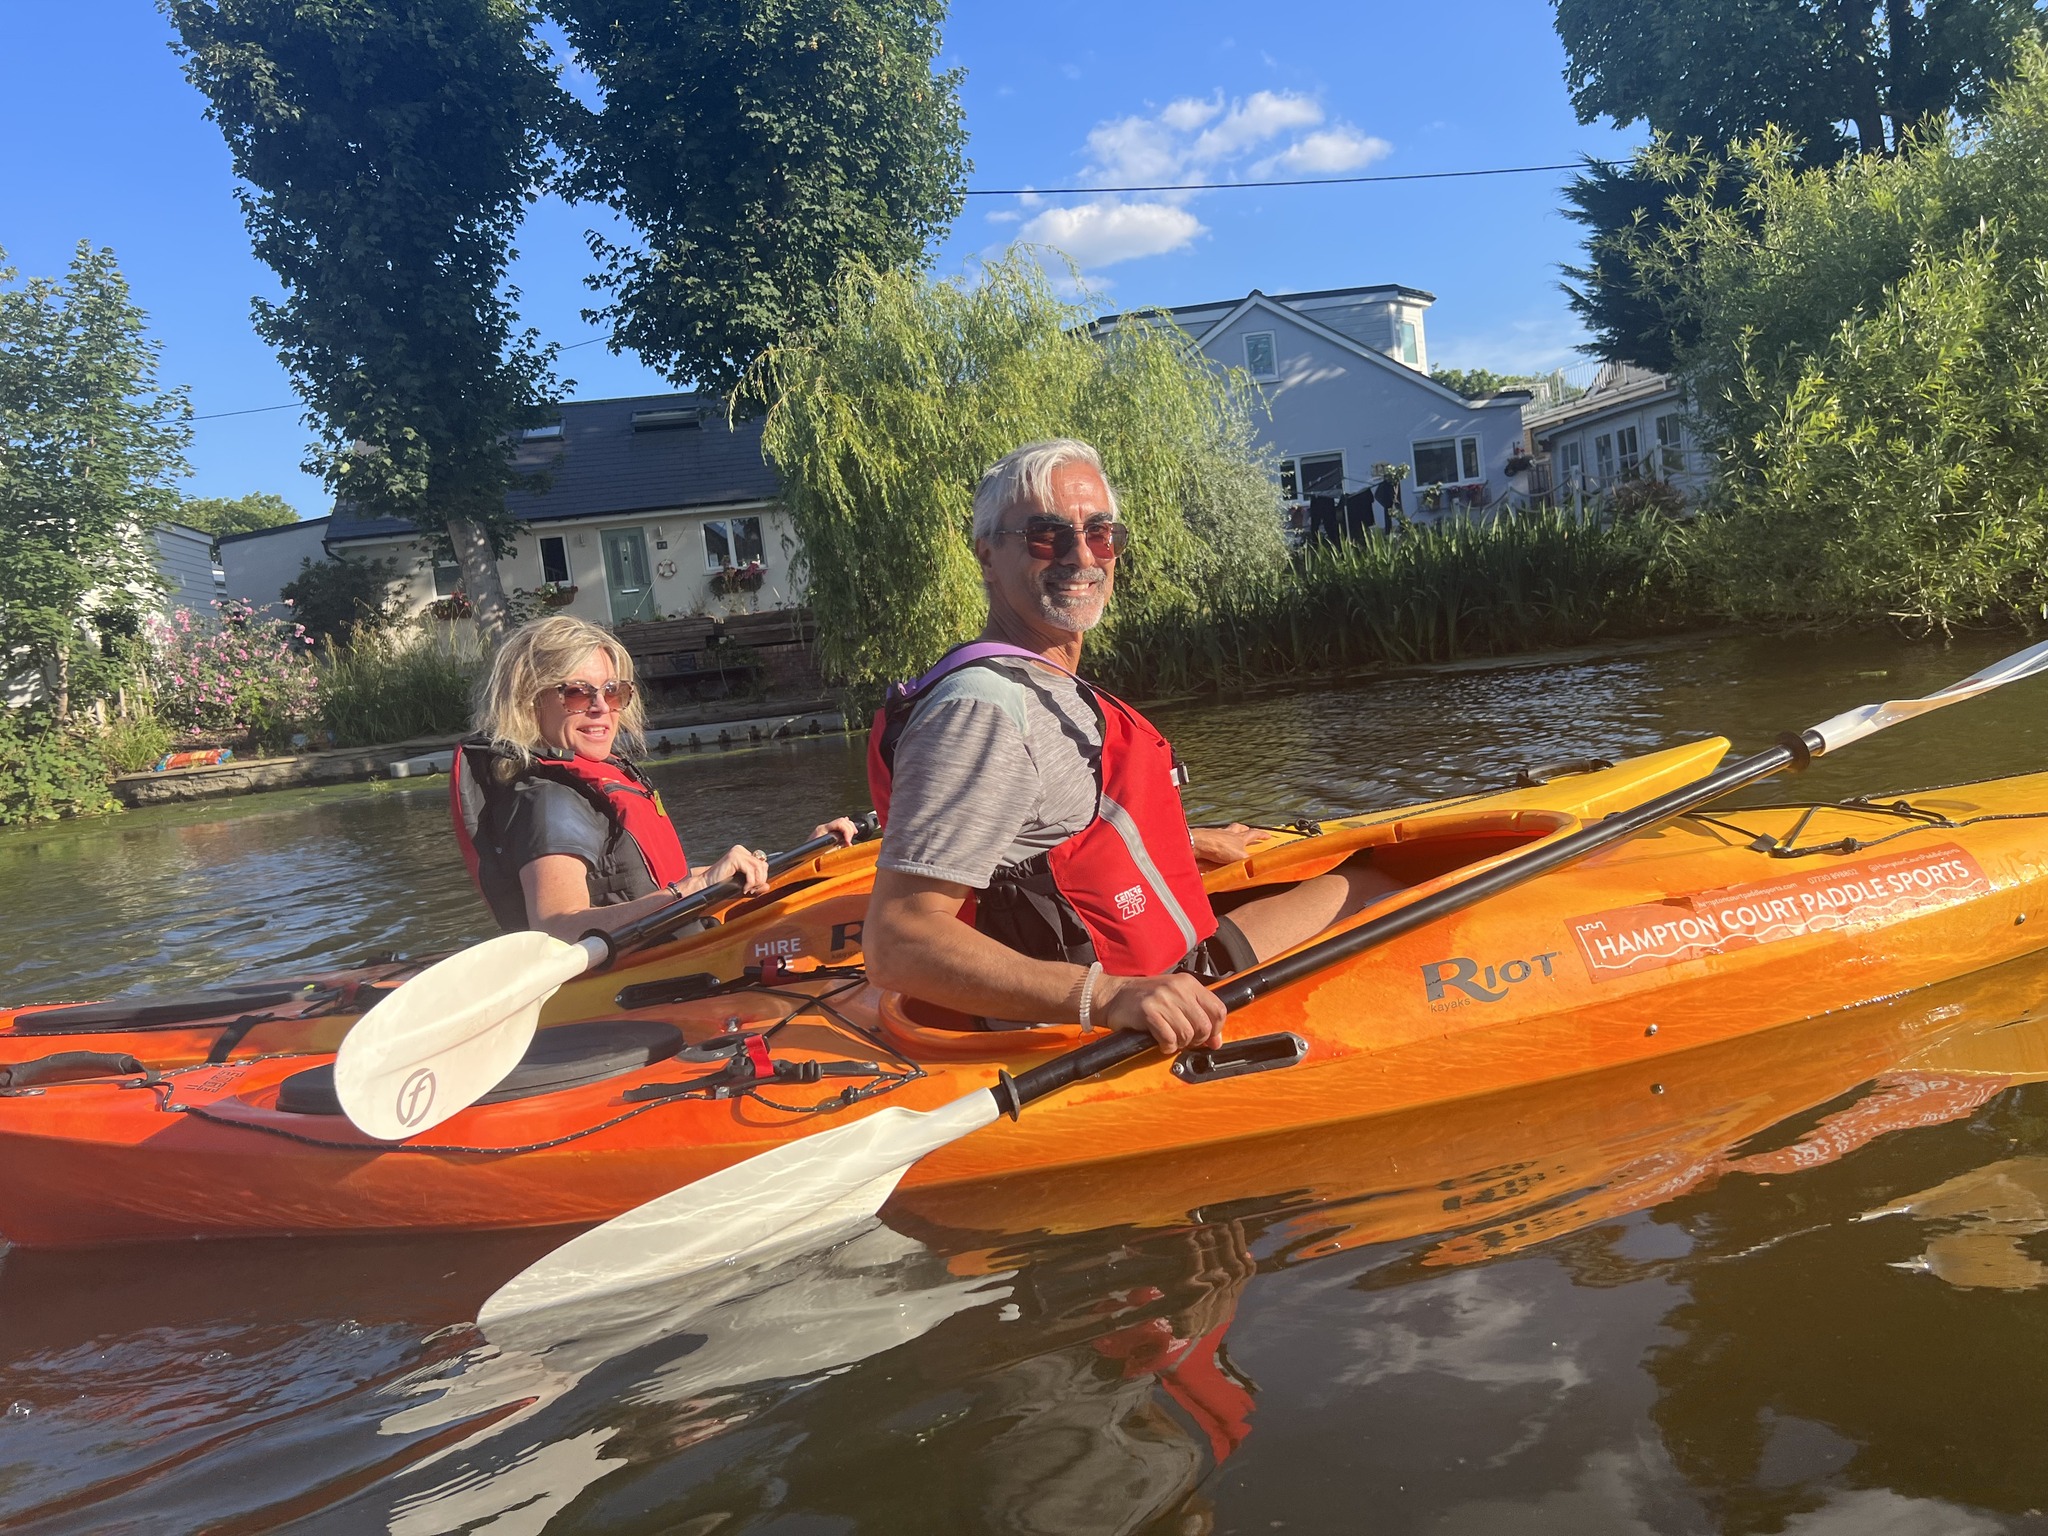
[[3, 1, 1644, 518]]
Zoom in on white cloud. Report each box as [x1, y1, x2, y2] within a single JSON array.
[[1084, 114, 1183, 185], [1253, 127, 1393, 177], [1188, 89, 1325, 163], [1016, 200, 1207, 268], [1158, 94, 1223, 133], [1019, 84, 1392, 276]]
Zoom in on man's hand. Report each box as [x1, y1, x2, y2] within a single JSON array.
[[1095, 970, 1226, 1051], [701, 843, 771, 895], [1191, 823, 1270, 868]]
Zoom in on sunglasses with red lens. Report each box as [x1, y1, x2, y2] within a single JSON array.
[[994, 516, 1130, 562], [548, 678, 635, 712]]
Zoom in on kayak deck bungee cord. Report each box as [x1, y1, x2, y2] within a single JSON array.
[[7, 743, 2048, 1250]]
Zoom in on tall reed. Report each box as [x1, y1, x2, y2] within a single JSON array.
[[316, 624, 486, 747], [1091, 507, 1692, 696]]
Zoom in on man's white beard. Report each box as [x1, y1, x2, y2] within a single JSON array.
[[1034, 567, 1108, 633]]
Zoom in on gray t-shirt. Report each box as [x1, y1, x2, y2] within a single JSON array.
[[879, 656, 1103, 889]]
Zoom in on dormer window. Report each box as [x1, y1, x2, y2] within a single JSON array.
[[1243, 331, 1278, 382], [632, 407, 705, 432], [1398, 321, 1419, 367]]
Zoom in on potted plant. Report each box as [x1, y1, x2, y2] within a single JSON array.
[[534, 581, 577, 608], [426, 588, 472, 621], [710, 559, 766, 595]]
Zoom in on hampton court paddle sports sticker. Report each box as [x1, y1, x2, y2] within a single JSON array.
[[1566, 842, 1993, 983]]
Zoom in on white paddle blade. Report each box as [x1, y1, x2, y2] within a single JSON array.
[[335, 932, 606, 1140], [479, 1088, 1002, 1326], [1810, 637, 2048, 755]]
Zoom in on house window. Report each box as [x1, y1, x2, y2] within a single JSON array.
[[1558, 441, 1583, 487], [703, 515, 765, 571], [1412, 436, 1479, 485], [539, 535, 571, 585], [1615, 425, 1641, 477], [1280, 453, 1345, 500], [1398, 320, 1419, 366], [1243, 331, 1278, 381], [433, 559, 461, 596], [1655, 413, 1686, 474], [1593, 434, 1615, 483], [520, 421, 563, 441]]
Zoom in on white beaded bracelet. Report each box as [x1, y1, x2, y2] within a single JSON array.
[[1077, 961, 1104, 1031]]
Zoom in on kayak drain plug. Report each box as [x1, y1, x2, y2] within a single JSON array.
[[1645, 1024, 1659, 1036]]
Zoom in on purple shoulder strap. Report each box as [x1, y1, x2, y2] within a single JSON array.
[[898, 641, 1076, 699]]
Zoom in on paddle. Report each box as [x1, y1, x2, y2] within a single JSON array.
[[333, 815, 875, 1141], [476, 637, 2048, 1323]]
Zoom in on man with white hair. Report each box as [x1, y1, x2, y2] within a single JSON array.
[[864, 439, 1395, 1052]]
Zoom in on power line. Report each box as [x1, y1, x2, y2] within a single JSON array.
[[191, 333, 614, 421], [963, 162, 1581, 196]]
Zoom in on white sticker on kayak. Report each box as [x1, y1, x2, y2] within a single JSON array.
[[1568, 843, 1992, 982]]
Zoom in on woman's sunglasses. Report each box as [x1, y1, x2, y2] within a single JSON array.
[[547, 678, 635, 712], [993, 516, 1131, 562]]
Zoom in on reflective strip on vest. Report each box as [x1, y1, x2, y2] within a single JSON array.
[[1096, 792, 1199, 953]]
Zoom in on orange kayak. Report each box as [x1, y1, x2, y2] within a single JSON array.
[[5, 742, 2045, 1251], [0, 834, 883, 1070]]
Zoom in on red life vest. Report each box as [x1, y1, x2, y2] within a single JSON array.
[[868, 642, 1216, 975], [450, 741, 691, 931]]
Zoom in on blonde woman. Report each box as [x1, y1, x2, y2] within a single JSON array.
[[451, 614, 855, 938]]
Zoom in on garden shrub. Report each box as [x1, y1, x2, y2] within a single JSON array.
[[147, 601, 321, 752], [315, 623, 484, 746], [0, 710, 117, 826], [281, 555, 405, 645], [98, 714, 177, 773]]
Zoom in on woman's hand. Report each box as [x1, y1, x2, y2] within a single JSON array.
[[812, 816, 861, 846], [1190, 823, 1270, 868], [1094, 971, 1225, 1052], [702, 843, 771, 895]]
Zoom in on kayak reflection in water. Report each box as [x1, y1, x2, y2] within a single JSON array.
[[865, 439, 1401, 1049], [358, 1219, 1259, 1536], [451, 614, 855, 940]]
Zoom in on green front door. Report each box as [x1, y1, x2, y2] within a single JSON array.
[[602, 528, 657, 623]]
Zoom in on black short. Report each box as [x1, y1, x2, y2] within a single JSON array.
[[1179, 914, 1258, 981]]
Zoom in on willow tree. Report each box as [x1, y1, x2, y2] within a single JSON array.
[[747, 253, 1288, 697]]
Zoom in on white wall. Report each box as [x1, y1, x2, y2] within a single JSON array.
[[219, 518, 333, 614], [1205, 306, 1522, 517], [334, 501, 805, 625]]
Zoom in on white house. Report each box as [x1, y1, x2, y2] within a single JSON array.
[[1520, 363, 1710, 505], [320, 393, 801, 626], [217, 515, 332, 616], [1099, 284, 1532, 525]]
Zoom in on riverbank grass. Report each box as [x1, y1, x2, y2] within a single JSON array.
[[1093, 507, 1690, 696], [316, 626, 484, 748]]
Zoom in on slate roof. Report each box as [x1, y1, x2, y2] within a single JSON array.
[[325, 392, 781, 544]]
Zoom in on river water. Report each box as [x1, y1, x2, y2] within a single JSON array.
[[1, 629, 2046, 1534]]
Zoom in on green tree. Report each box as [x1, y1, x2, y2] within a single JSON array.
[[167, 0, 564, 645], [548, 0, 968, 393], [1666, 46, 2048, 626], [0, 243, 191, 719], [176, 490, 300, 538], [1561, 147, 1747, 372], [1552, 0, 2045, 367], [747, 254, 1289, 699], [1554, 0, 2043, 159]]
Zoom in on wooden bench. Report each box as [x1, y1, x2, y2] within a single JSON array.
[[614, 609, 820, 700]]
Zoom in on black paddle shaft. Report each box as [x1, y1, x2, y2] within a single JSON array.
[[593, 812, 879, 966], [1003, 733, 1820, 1112]]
